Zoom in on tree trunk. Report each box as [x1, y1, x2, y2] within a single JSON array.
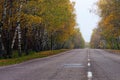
[[17, 0, 23, 57], [0, 22, 4, 57], [24, 27, 29, 55], [0, 0, 7, 57]]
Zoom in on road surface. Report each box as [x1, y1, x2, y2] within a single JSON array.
[[0, 49, 120, 80]]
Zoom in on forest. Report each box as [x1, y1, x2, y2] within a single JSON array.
[[90, 0, 120, 50], [0, 0, 85, 58]]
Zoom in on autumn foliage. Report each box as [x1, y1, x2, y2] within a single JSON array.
[[0, 0, 85, 58], [90, 0, 120, 49]]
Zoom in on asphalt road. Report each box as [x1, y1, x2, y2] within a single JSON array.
[[0, 49, 120, 80]]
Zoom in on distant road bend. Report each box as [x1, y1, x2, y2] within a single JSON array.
[[0, 49, 120, 80]]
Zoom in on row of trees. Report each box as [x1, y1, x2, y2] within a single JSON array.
[[0, 0, 85, 58], [90, 0, 120, 49]]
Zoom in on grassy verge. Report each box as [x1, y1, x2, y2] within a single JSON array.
[[105, 49, 120, 54], [0, 49, 69, 66]]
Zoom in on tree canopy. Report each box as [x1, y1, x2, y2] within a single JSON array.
[[0, 0, 85, 58], [90, 0, 120, 49]]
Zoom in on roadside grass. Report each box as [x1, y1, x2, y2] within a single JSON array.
[[0, 49, 69, 66], [105, 49, 120, 54]]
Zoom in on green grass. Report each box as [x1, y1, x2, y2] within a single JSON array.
[[0, 49, 69, 66]]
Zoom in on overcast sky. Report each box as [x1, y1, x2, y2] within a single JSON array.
[[70, 0, 100, 42]]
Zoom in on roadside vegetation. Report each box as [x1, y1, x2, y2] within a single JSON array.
[[90, 0, 120, 50], [0, 49, 69, 66], [105, 49, 120, 54], [0, 0, 85, 60]]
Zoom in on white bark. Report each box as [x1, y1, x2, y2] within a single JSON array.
[[11, 27, 18, 49]]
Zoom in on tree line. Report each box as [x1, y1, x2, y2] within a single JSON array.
[[90, 0, 120, 49], [0, 0, 85, 58]]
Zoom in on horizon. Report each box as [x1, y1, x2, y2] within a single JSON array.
[[70, 0, 100, 42]]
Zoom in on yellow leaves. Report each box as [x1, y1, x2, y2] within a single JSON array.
[[28, 15, 42, 25], [101, 12, 120, 38], [23, 14, 42, 26], [91, 0, 120, 49], [104, 13, 116, 26], [37, 0, 43, 3], [99, 0, 108, 5]]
